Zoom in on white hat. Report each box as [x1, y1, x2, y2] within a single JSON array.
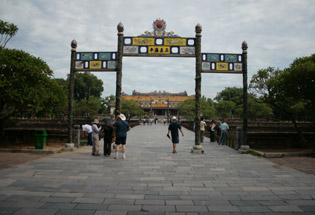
[[93, 119, 99, 124], [118, 113, 126, 121], [172, 116, 177, 120]]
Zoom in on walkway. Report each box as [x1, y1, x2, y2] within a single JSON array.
[[0, 124, 315, 214]]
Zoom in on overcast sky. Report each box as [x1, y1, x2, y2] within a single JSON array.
[[1, 0, 315, 99]]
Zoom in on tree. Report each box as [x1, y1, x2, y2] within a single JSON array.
[[234, 98, 273, 121], [0, 48, 66, 133], [215, 100, 236, 119], [249, 64, 313, 144], [121, 98, 144, 121], [55, 78, 69, 97], [72, 72, 104, 101], [0, 20, 18, 49], [178, 99, 195, 121], [282, 54, 315, 118], [74, 96, 101, 117], [214, 87, 243, 106], [100, 95, 115, 114], [178, 98, 215, 121]]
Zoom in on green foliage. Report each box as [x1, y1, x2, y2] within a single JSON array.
[[215, 100, 236, 119], [178, 98, 215, 120], [100, 95, 115, 114], [282, 54, 315, 117], [249, 66, 311, 121], [54, 78, 68, 98], [72, 72, 104, 101], [215, 87, 243, 106], [233, 98, 273, 120], [0, 19, 18, 49], [74, 96, 101, 117], [121, 98, 145, 120], [0, 48, 66, 119], [178, 99, 195, 120], [249, 54, 315, 145], [214, 86, 273, 120]]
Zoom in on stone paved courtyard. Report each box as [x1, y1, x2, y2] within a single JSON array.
[[0, 123, 315, 214]]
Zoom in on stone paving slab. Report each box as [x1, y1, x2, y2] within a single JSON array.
[[0, 123, 315, 214]]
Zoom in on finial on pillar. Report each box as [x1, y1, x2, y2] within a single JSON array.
[[195, 23, 202, 36], [71, 39, 77, 51], [117, 22, 124, 35], [242, 41, 248, 50]]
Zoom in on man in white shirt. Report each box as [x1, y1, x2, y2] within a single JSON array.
[[219, 120, 229, 145], [200, 117, 207, 143], [82, 124, 93, 146]]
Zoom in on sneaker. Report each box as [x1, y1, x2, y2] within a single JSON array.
[[122, 155, 126, 159]]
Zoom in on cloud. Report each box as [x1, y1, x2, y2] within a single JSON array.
[[1, 0, 314, 99]]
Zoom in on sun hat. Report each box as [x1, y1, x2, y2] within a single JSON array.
[[92, 119, 99, 124], [172, 116, 177, 120], [118, 113, 126, 121]]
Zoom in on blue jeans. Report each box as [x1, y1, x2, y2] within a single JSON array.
[[219, 131, 227, 145]]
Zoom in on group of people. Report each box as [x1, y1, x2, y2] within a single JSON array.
[[82, 114, 229, 158], [200, 118, 229, 145], [82, 113, 131, 159]]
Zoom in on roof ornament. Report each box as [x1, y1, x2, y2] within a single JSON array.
[[141, 18, 178, 37]]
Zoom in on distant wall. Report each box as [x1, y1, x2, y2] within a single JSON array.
[[180, 120, 315, 150], [3, 118, 139, 145]]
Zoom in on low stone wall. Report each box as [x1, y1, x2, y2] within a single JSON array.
[[247, 132, 314, 149], [2, 118, 140, 146], [180, 120, 314, 150]]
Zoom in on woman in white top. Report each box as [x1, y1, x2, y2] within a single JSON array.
[[92, 119, 102, 156]]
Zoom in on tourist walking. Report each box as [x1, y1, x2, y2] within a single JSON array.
[[167, 116, 184, 153], [200, 117, 206, 143], [103, 118, 114, 157], [82, 124, 93, 146], [209, 120, 216, 142], [113, 114, 131, 159], [92, 119, 102, 156], [215, 119, 222, 143], [219, 119, 229, 145]]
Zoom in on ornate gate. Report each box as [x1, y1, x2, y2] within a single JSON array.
[[68, 18, 248, 152]]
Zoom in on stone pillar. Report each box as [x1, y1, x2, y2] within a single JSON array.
[[67, 39, 77, 145], [236, 126, 243, 150], [192, 24, 204, 154], [242, 41, 249, 150], [239, 41, 250, 153], [73, 124, 81, 148], [115, 22, 124, 117]]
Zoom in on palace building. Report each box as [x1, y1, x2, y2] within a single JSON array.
[[121, 90, 194, 118]]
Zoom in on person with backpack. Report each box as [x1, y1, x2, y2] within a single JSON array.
[[113, 114, 131, 159]]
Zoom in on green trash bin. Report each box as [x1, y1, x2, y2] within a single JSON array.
[[35, 130, 47, 149]]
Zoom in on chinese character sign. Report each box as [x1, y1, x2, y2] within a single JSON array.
[[75, 52, 117, 71], [201, 53, 243, 73]]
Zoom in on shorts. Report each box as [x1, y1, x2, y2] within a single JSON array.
[[172, 136, 179, 144], [115, 136, 127, 145]]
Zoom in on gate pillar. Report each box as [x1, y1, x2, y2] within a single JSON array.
[[115, 22, 124, 117], [241, 41, 249, 150], [192, 24, 204, 154], [67, 39, 77, 144]]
